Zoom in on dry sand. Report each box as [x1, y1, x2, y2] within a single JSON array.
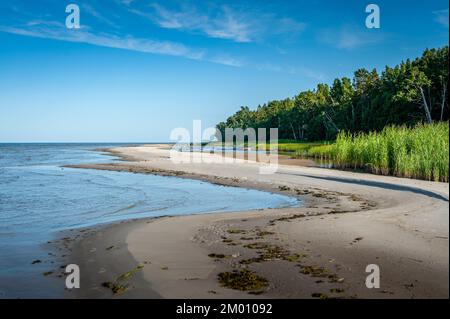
[[56, 145, 448, 299]]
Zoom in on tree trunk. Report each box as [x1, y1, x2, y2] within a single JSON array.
[[440, 82, 447, 121], [323, 111, 339, 132], [419, 87, 433, 123], [351, 104, 355, 130], [289, 122, 297, 140]]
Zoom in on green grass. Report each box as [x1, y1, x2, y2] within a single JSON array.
[[211, 139, 328, 154], [306, 123, 449, 182], [257, 140, 329, 155], [213, 123, 449, 182]]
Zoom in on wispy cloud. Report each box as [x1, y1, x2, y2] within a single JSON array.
[[0, 21, 204, 60], [209, 55, 244, 67], [115, 0, 135, 6], [433, 9, 449, 28], [272, 18, 307, 36], [128, 2, 305, 43], [0, 20, 253, 68], [81, 3, 118, 28], [291, 66, 327, 81], [256, 63, 326, 81], [0, 2, 309, 72], [134, 3, 253, 43], [318, 26, 383, 50]]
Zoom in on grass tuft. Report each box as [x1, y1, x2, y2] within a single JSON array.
[[307, 123, 449, 182]]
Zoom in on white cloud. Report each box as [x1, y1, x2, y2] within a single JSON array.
[[291, 66, 327, 81], [256, 62, 283, 73], [319, 26, 383, 50], [145, 3, 253, 43], [209, 55, 243, 67], [0, 22, 204, 60], [81, 3, 118, 28], [273, 18, 306, 35], [26, 20, 65, 28], [0, 20, 252, 68], [202, 6, 253, 42], [120, 0, 135, 5], [257, 63, 326, 81], [433, 9, 449, 28], [128, 2, 305, 43]]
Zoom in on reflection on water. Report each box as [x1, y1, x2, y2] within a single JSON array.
[[0, 143, 300, 298], [183, 145, 337, 169]]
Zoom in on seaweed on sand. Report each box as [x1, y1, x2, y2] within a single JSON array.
[[116, 264, 144, 281], [239, 257, 264, 265], [208, 253, 231, 259], [270, 214, 306, 223], [101, 264, 144, 295], [101, 282, 128, 295], [255, 230, 275, 237], [311, 292, 329, 299], [227, 229, 247, 234], [299, 264, 342, 283], [243, 242, 270, 250], [299, 265, 329, 277], [285, 253, 307, 262], [218, 269, 268, 292]]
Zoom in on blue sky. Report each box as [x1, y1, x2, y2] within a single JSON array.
[[0, 0, 448, 142]]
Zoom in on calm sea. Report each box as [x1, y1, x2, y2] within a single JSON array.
[[0, 143, 299, 298]]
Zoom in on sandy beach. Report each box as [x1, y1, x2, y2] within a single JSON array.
[[57, 144, 449, 299]]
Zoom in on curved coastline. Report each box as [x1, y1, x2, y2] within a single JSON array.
[[57, 144, 449, 299]]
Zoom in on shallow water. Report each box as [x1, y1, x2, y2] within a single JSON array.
[[186, 146, 336, 168], [0, 143, 300, 298]]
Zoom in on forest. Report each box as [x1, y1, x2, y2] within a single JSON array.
[[216, 47, 448, 141]]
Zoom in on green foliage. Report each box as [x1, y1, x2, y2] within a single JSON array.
[[265, 141, 327, 154], [307, 123, 449, 182], [217, 47, 449, 141]]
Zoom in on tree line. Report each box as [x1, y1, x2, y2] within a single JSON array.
[[216, 46, 448, 141]]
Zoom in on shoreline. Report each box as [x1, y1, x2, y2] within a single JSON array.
[[54, 144, 448, 299]]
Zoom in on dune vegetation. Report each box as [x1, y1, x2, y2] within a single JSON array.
[[280, 123, 448, 182], [216, 47, 449, 182]]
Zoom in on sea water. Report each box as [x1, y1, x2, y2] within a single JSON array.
[[0, 143, 300, 297]]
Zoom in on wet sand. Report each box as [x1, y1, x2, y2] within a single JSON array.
[[56, 144, 448, 299]]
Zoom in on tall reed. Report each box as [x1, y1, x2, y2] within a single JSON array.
[[307, 123, 449, 182]]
